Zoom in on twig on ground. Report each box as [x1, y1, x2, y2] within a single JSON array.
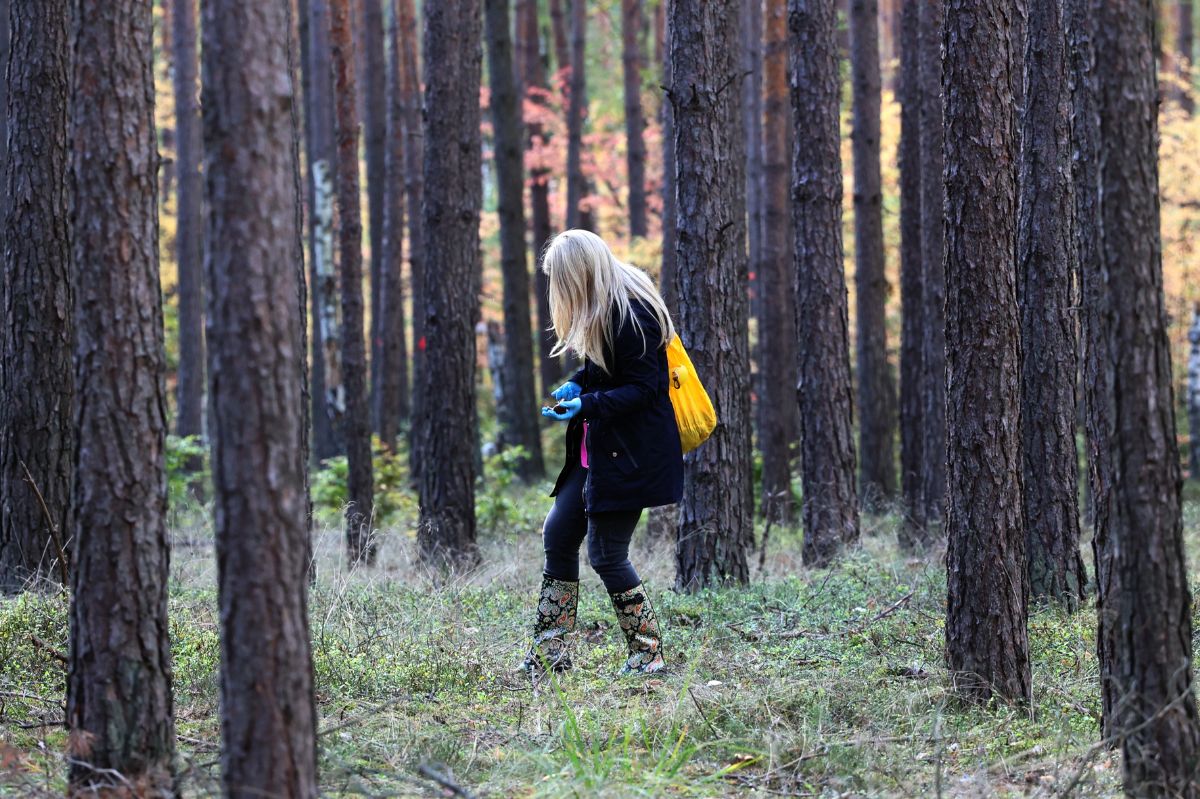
[[775, 591, 915, 640], [19, 460, 70, 587], [29, 635, 68, 664], [416, 762, 477, 799]]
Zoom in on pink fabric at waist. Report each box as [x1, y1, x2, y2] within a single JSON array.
[[580, 421, 589, 469]]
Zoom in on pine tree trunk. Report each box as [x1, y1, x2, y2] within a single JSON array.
[[790, 0, 861, 567], [0, 0, 73, 594], [201, 2, 319, 793], [760, 0, 796, 526], [1088, 0, 1200, 788], [1180, 0, 1195, 113], [517, 0, 559, 398], [1190, 307, 1200, 480], [67, 1, 174, 790], [417, 0, 482, 567], [159, 0, 175, 204], [0, 0, 8, 222], [850, 0, 896, 506], [363, 0, 387, 434], [622, 0, 648, 238], [378, 0, 410, 450], [897, 0, 926, 548], [744, 0, 762, 342], [565, 0, 588, 229], [174, 0, 205, 452], [397, 0, 426, 472], [1018, 0, 1085, 609], [486, 0, 544, 480], [659, 0, 678, 312], [917, 0, 946, 528], [942, 0, 1030, 706], [671, 0, 753, 591], [286, 0, 315, 585], [306, 0, 345, 461], [549, 0, 569, 78], [331, 0, 376, 565]]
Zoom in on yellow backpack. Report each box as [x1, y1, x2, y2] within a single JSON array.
[[665, 334, 717, 453]]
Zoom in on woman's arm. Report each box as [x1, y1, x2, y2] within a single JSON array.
[[577, 308, 661, 420]]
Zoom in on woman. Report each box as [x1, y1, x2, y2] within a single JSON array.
[[522, 229, 683, 677]]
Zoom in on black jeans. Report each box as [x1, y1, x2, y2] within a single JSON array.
[[542, 464, 643, 593]]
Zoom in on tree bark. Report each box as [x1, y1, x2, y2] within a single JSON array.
[[1179, 0, 1195, 113], [158, 0, 174, 204], [918, 0, 946, 527], [897, 0, 925, 548], [659, 0, 678, 313], [1190, 306, 1200, 479], [363, 0, 387, 435], [1088, 0, 1200, 789], [850, 0, 896, 506], [942, 0, 1031, 706], [305, 0, 345, 461], [744, 0, 762, 343], [1018, 0, 1085, 609], [622, 0, 648, 238], [760, 0, 796, 526], [486, 0, 544, 480], [517, 0, 559, 398], [0, 0, 8, 222], [565, 0, 588, 230], [790, 0, 860, 567], [201, 1, 320, 793], [378, 0, 410, 450], [670, 0, 753, 591], [0, 0, 73, 594], [331, 0, 376, 565], [397, 0, 426, 473], [549, 0, 569, 78], [417, 0, 482, 567], [66, 1, 174, 791], [174, 0, 205, 452]]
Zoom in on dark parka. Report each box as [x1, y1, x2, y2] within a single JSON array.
[[550, 298, 684, 513]]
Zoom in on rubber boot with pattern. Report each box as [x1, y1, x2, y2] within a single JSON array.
[[522, 575, 578, 674], [609, 584, 665, 675]]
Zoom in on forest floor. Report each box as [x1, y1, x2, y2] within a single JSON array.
[[4, 477, 1199, 797]]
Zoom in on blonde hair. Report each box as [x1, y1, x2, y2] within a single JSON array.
[[542, 229, 675, 374]]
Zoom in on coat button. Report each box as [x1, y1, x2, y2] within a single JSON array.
[[611, 451, 618, 458]]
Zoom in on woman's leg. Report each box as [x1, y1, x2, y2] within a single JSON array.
[[523, 466, 589, 674], [542, 466, 589, 581], [587, 510, 666, 675], [585, 509, 643, 593]]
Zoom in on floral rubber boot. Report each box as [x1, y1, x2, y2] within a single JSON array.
[[609, 584, 665, 676], [521, 575, 579, 674]]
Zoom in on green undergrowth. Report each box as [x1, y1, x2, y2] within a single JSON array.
[[2, 502, 1156, 798]]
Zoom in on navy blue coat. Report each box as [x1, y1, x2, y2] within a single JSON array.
[[549, 299, 684, 513]]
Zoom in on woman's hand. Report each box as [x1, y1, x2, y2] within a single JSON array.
[[541, 397, 582, 421], [551, 381, 582, 401]]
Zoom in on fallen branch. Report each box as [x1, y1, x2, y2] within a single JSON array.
[[417, 762, 477, 799], [30, 635, 68, 664], [774, 591, 915, 640]]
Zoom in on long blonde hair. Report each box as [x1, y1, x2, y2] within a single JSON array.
[[542, 229, 675, 374]]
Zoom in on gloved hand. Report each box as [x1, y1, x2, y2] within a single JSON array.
[[551, 381, 582, 401], [541, 397, 582, 421]]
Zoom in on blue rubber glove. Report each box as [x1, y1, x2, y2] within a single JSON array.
[[552, 381, 582, 401], [541, 397, 582, 421]]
